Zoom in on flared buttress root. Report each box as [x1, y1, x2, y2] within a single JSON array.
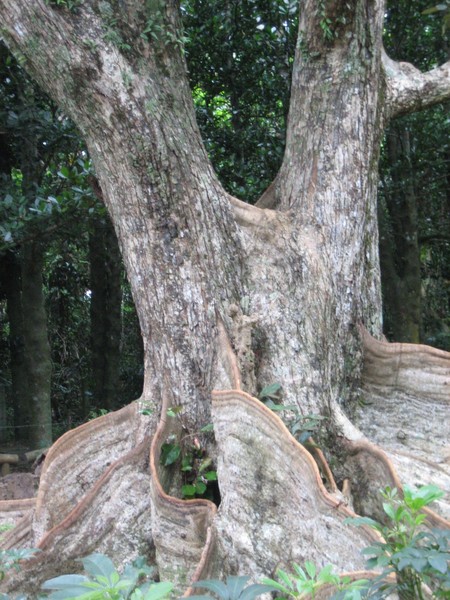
[[357, 327, 450, 522]]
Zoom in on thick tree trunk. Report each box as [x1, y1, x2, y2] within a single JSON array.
[[0, 0, 449, 596]]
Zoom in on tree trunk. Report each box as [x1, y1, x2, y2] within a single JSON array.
[[0, 0, 449, 596], [1, 252, 31, 445], [89, 215, 122, 411], [379, 124, 421, 342], [20, 241, 52, 449]]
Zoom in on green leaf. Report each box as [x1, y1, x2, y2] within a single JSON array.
[[224, 575, 249, 599], [182, 484, 196, 497], [198, 458, 212, 473], [317, 564, 339, 585], [382, 502, 396, 521], [43, 590, 97, 600], [42, 574, 90, 590], [160, 443, 181, 466], [195, 481, 207, 495], [57, 166, 70, 179], [276, 568, 296, 590], [240, 583, 279, 600], [259, 383, 282, 400], [192, 578, 230, 599], [403, 484, 444, 511], [260, 578, 290, 594], [200, 423, 214, 433], [304, 561, 316, 579], [204, 471, 218, 481], [143, 581, 173, 600], [344, 516, 380, 529], [428, 554, 448, 574]]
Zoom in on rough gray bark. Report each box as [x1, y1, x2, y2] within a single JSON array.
[[0, 0, 450, 596]]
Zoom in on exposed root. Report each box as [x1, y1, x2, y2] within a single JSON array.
[[2, 323, 448, 598], [358, 327, 450, 522], [149, 389, 217, 590], [211, 390, 380, 579]]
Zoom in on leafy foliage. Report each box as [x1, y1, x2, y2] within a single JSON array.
[[262, 562, 371, 600], [181, 451, 218, 500], [160, 410, 218, 502], [258, 383, 327, 446], [189, 575, 277, 600], [182, 0, 298, 202], [45, 0, 84, 13], [380, 1, 450, 346], [41, 553, 173, 600], [346, 485, 450, 599], [0, 548, 38, 584]]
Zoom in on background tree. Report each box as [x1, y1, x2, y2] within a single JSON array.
[[0, 45, 143, 447], [379, 0, 450, 346], [0, 0, 449, 596]]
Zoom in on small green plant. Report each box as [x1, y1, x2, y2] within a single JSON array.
[[88, 407, 111, 420], [258, 383, 327, 446], [180, 451, 217, 500], [262, 562, 370, 600], [317, 0, 334, 41], [0, 524, 13, 539], [189, 575, 277, 600], [45, 0, 83, 11], [346, 485, 450, 599], [286, 412, 327, 446], [159, 436, 218, 501], [160, 439, 181, 466], [258, 382, 283, 405], [41, 553, 172, 600], [0, 548, 39, 583], [159, 410, 218, 501]]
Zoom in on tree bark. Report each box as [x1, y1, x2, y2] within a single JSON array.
[[0, 0, 449, 595], [20, 241, 52, 449]]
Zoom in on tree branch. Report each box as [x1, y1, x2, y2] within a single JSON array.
[[383, 50, 450, 119]]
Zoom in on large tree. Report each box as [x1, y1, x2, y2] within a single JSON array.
[[0, 0, 449, 596]]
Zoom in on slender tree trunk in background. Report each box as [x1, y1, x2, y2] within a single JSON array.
[[0, 0, 449, 594], [0, 380, 6, 446], [89, 216, 122, 411], [1, 252, 31, 445], [20, 241, 52, 448], [14, 81, 53, 449], [379, 125, 421, 342], [0, 311, 7, 446]]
